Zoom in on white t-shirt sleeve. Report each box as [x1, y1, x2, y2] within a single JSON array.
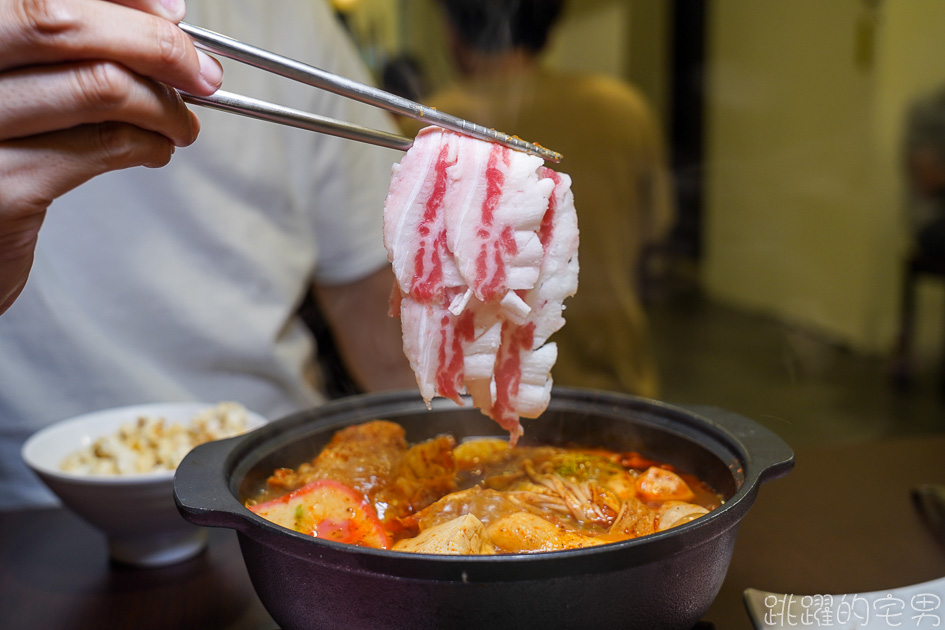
[[287, 0, 401, 286]]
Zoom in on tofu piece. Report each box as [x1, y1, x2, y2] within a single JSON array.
[[655, 501, 709, 532], [485, 512, 603, 553], [392, 514, 493, 555]]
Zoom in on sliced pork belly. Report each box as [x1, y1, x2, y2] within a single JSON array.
[[458, 300, 503, 412], [385, 129, 468, 405], [383, 130, 463, 301], [443, 138, 553, 308], [384, 127, 578, 443], [525, 167, 580, 347], [399, 294, 465, 404], [491, 169, 580, 439]]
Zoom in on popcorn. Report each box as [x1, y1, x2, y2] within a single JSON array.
[[60, 402, 250, 475]]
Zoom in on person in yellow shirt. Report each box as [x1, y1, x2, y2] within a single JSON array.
[[413, 0, 675, 397]]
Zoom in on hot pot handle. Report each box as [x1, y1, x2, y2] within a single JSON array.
[[678, 404, 795, 485], [174, 435, 252, 531]]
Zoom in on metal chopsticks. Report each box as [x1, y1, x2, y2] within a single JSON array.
[[181, 90, 413, 152], [178, 22, 562, 163]]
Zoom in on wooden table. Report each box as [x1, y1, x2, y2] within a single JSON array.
[[0, 510, 276, 629], [705, 432, 945, 629], [2, 433, 943, 630]]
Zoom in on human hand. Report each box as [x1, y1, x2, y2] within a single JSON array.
[[0, 0, 224, 314]]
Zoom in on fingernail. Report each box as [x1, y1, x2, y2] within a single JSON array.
[[161, 0, 185, 20], [197, 50, 224, 90]]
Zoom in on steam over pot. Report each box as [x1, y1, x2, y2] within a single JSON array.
[[175, 387, 793, 630]]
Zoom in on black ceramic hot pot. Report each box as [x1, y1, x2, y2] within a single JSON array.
[[175, 388, 794, 630]]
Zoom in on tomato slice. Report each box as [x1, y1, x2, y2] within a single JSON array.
[[249, 479, 390, 549]]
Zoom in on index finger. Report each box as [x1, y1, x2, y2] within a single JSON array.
[[0, 0, 222, 95]]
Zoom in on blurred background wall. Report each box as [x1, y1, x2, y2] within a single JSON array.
[[704, 0, 945, 362]]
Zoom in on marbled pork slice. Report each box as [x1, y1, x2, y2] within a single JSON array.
[[524, 168, 580, 347], [485, 168, 580, 442], [384, 128, 463, 300], [406, 294, 503, 411], [385, 129, 469, 405], [399, 293, 465, 404], [457, 298, 503, 413], [443, 136, 553, 313], [384, 128, 579, 443]]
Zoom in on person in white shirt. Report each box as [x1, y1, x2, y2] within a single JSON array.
[[0, 0, 416, 508]]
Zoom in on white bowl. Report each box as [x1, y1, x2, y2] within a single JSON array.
[[22, 402, 268, 567]]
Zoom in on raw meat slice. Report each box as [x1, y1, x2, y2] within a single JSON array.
[[384, 127, 578, 443], [443, 140, 552, 305], [384, 131, 463, 301], [488, 169, 580, 438], [524, 168, 580, 347], [399, 291, 465, 404]]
